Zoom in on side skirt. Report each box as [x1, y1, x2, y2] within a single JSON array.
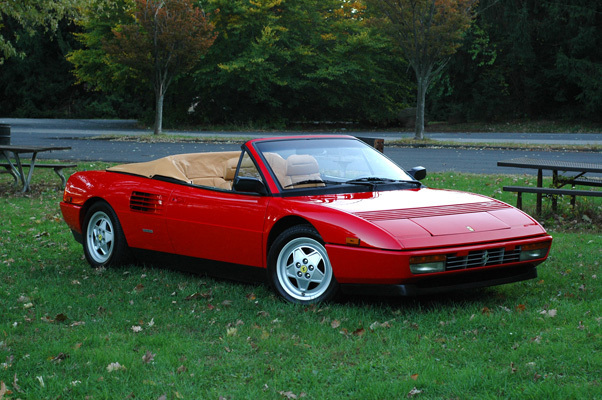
[[130, 248, 268, 284]]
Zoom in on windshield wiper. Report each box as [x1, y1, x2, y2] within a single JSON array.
[[345, 177, 422, 188]]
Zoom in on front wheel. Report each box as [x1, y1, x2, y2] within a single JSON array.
[[268, 225, 338, 304], [83, 201, 130, 268]]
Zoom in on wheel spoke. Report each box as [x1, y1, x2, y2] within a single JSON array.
[[285, 262, 297, 278], [296, 276, 311, 292], [103, 227, 114, 244], [99, 242, 110, 256], [306, 251, 322, 267], [292, 248, 305, 264], [310, 268, 325, 282]]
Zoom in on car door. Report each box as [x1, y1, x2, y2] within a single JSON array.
[[164, 152, 270, 268]]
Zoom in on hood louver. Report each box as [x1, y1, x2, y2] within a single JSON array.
[[354, 201, 510, 222], [130, 191, 164, 214]]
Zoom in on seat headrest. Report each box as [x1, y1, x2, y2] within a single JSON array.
[[286, 154, 319, 176], [223, 157, 239, 180]]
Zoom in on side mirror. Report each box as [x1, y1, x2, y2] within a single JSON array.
[[409, 166, 426, 181], [233, 176, 268, 195]]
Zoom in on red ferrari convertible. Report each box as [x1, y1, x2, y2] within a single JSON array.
[[60, 136, 552, 304]]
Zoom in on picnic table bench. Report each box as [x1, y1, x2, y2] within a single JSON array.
[[1, 162, 77, 187], [497, 158, 602, 214], [1, 145, 73, 192]]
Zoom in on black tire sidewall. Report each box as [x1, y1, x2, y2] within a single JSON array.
[[267, 225, 338, 304]]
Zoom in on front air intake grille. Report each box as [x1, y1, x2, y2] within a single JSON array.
[[130, 192, 163, 214], [446, 247, 521, 270]]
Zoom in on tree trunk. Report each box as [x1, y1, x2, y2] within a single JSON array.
[[414, 74, 428, 140], [154, 89, 163, 135]]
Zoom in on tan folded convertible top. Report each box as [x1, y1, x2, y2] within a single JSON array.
[[107, 151, 241, 184]]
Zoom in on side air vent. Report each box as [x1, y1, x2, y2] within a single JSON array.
[[130, 192, 164, 214]]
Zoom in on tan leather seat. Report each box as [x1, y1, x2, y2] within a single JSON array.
[[285, 154, 324, 188], [264, 152, 290, 187], [223, 158, 238, 180]]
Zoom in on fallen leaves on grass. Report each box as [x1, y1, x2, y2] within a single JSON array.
[[107, 362, 126, 372], [40, 313, 69, 324], [539, 309, 557, 318], [12, 374, 22, 393], [16, 295, 30, 303], [407, 387, 422, 397], [278, 390, 306, 399], [142, 351, 156, 364], [50, 352, 69, 363], [370, 321, 392, 330], [339, 327, 366, 337], [185, 292, 210, 301], [0, 381, 9, 399]]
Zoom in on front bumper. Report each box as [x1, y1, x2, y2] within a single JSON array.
[[340, 265, 538, 296], [325, 234, 551, 285]]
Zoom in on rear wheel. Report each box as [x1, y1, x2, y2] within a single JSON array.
[[268, 225, 338, 304], [83, 202, 130, 268]]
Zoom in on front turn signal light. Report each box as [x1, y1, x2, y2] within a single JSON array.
[[519, 242, 550, 261], [410, 255, 446, 274]]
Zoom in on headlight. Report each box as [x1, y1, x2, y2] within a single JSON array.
[[410, 255, 446, 274], [519, 242, 550, 261]]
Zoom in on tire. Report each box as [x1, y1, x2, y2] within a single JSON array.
[[83, 201, 130, 268], [268, 225, 338, 304]]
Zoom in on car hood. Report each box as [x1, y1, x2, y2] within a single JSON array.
[[307, 188, 545, 248]]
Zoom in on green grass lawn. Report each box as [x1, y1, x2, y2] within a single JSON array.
[[1, 164, 600, 399]]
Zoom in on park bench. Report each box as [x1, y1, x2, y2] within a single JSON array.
[[502, 185, 602, 211], [498, 158, 602, 215]]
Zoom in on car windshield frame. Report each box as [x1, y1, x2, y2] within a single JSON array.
[[251, 137, 421, 195]]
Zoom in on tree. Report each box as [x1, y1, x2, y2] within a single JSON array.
[[429, 0, 602, 123], [192, 0, 411, 126], [0, 20, 81, 117], [104, 0, 217, 134], [369, 0, 478, 139], [0, 0, 82, 63]]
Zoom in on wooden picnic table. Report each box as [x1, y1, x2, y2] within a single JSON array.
[[0, 145, 72, 192], [497, 158, 602, 214]]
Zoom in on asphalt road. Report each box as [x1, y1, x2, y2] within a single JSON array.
[[2, 118, 601, 176]]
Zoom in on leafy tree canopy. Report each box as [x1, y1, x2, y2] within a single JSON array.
[[369, 0, 478, 138], [191, 0, 411, 125], [104, 0, 217, 134], [0, 0, 82, 63]]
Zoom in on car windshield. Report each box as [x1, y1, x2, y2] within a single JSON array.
[[254, 137, 415, 190]]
